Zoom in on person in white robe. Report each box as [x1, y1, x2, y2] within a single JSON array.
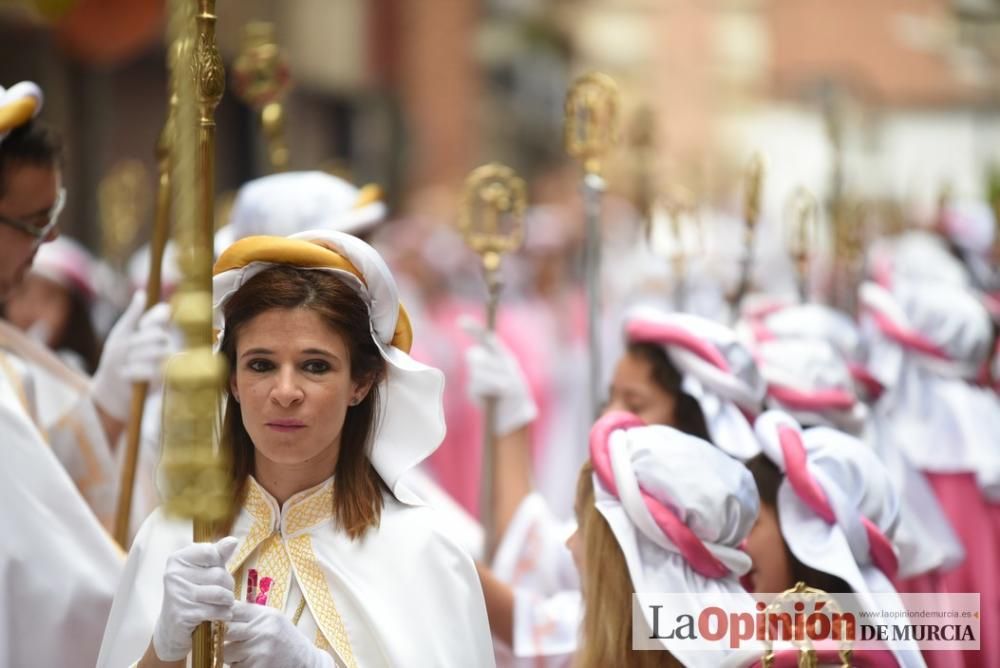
[[0, 80, 123, 668], [744, 305, 964, 582], [98, 230, 494, 667]]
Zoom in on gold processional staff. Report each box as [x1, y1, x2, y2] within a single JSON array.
[[113, 91, 176, 548], [158, 0, 232, 665], [564, 71, 619, 419], [232, 20, 292, 174], [459, 163, 526, 561], [787, 187, 819, 304], [731, 153, 764, 315]]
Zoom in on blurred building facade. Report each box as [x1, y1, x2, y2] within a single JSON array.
[[0, 0, 997, 257]]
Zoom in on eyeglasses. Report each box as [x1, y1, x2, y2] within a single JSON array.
[[0, 187, 66, 246]]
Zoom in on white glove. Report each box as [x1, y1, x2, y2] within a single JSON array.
[[152, 537, 239, 662], [91, 291, 175, 420], [460, 315, 538, 437], [223, 601, 334, 668]]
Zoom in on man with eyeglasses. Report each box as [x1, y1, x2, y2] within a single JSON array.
[[0, 93, 64, 296], [0, 81, 124, 667]]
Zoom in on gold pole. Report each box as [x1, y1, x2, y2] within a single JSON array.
[[629, 105, 656, 240], [731, 153, 764, 313], [161, 1, 230, 666], [788, 187, 818, 303], [664, 184, 695, 309], [112, 92, 176, 548], [458, 164, 526, 560], [233, 21, 291, 173]]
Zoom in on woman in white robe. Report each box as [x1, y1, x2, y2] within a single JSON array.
[[98, 230, 494, 667]]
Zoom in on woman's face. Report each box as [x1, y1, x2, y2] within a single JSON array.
[[4, 273, 71, 347], [742, 503, 794, 594], [231, 307, 369, 471], [605, 350, 677, 426]]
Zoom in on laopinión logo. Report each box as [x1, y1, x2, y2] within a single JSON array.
[[631, 592, 980, 653]]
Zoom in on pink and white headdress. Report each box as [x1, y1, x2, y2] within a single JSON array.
[[743, 303, 884, 401], [589, 411, 762, 667], [624, 306, 765, 459], [756, 338, 867, 434], [859, 280, 1000, 499], [754, 411, 924, 667]]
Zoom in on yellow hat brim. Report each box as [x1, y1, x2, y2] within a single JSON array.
[[214, 235, 412, 353], [0, 97, 39, 135]]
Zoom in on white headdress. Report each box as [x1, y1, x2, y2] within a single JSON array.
[[217, 171, 386, 254]]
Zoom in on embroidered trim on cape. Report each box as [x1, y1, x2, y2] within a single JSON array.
[[288, 533, 357, 668]]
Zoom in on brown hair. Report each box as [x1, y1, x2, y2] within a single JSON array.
[[574, 461, 682, 668], [627, 341, 711, 441], [746, 454, 852, 594], [0, 121, 63, 197], [56, 288, 101, 374], [219, 265, 388, 539]]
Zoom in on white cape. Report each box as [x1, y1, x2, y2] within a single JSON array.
[[0, 348, 123, 667], [98, 476, 495, 668]]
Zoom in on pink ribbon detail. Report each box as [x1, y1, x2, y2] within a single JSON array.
[[847, 362, 884, 400], [589, 411, 731, 579], [768, 384, 857, 412], [626, 319, 731, 373], [777, 425, 899, 580], [865, 307, 950, 362]]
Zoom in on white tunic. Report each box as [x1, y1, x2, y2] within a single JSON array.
[[98, 475, 495, 667], [491, 493, 580, 667], [0, 340, 123, 667]]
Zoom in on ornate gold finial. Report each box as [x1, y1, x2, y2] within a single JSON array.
[[788, 187, 819, 300], [458, 163, 526, 559], [459, 163, 526, 275], [760, 582, 853, 668], [564, 72, 619, 177], [98, 159, 150, 267], [233, 21, 292, 172]]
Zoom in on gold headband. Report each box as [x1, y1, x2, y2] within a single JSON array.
[[214, 235, 413, 352]]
